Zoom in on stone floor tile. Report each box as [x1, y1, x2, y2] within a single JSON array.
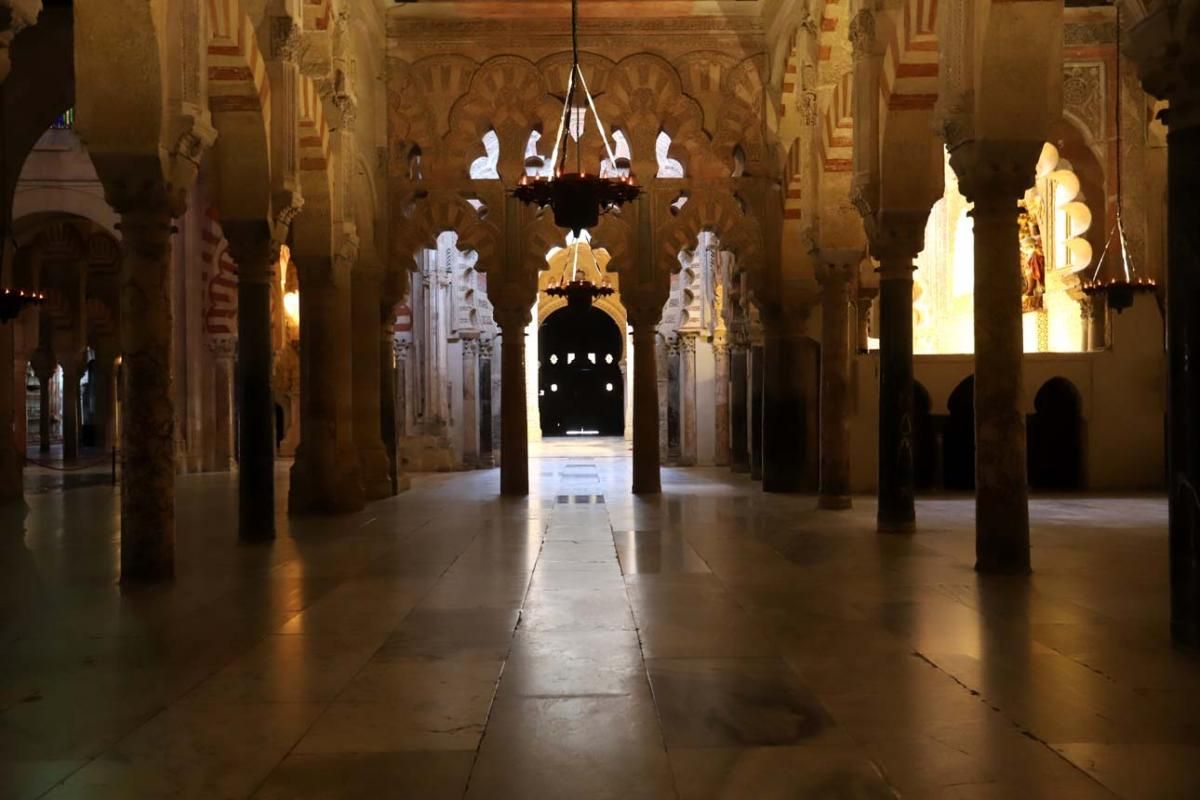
[[251, 751, 476, 799], [667, 746, 898, 800]]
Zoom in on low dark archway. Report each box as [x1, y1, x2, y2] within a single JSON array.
[[913, 381, 937, 491], [1028, 377, 1084, 490], [538, 305, 624, 437], [944, 376, 975, 491]]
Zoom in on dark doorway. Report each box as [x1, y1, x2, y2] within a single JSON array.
[[1028, 377, 1084, 490], [538, 306, 624, 437], [944, 376, 975, 491], [913, 381, 937, 491]]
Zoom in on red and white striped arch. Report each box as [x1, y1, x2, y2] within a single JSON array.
[[778, 29, 800, 120], [206, 0, 271, 118], [821, 71, 854, 172], [784, 138, 804, 219], [202, 209, 238, 339], [298, 75, 331, 175], [881, 0, 939, 111]]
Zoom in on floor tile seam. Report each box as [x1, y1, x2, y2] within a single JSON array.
[[611, 516, 685, 800], [460, 484, 561, 798], [907, 649, 1125, 797]]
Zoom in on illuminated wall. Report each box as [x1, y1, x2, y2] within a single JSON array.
[[912, 146, 1093, 355]]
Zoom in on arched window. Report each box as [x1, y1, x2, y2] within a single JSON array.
[[470, 130, 500, 180], [656, 131, 684, 178]]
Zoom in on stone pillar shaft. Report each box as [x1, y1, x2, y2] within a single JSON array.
[[61, 359, 80, 461], [729, 345, 749, 472], [291, 256, 364, 514], [0, 321, 20, 504], [877, 257, 916, 530], [225, 221, 279, 540], [818, 263, 853, 510], [1167, 121, 1200, 647], [210, 345, 235, 471], [498, 318, 528, 496], [462, 336, 480, 468], [972, 199, 1031, 573], [350, 266, 392, 501], [117, 200, 176, 583], [631, 323, 660, 494], [749, 344, 764, 481], [713, 337, 730, 467], [761, 322, 818, 493], [679, 333, 697, 466]]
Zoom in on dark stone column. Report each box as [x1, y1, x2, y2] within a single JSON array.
[[873, 214, 926, 533], [61, 356, 81, 461], [114, 192, 176, 583], [749, 343, 764, 481], [761, 316, 818, 494], [290, 252, 365, 514], [379, 322, 408, 494], [817, 255, 856, 510], [729, 342, 749, 473], [631, 317, 661, 495], [0, 320, 21, 504], [479, 340, 494, 467], [31, 350, 53, 454], [224, 220, 279, 541], [952, 142, 1038, 575], [350, 261, 392, 501], [496, 310, 529, 496], [1166, 113, 1200, 647]]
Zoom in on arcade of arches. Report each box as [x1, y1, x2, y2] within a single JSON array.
[[1, 1, 1199, 797]]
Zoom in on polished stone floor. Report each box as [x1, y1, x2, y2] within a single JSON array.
[[1, 441, 1197, 799]]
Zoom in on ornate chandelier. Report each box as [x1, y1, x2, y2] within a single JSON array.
[[1081, 7, 1155, 313], [513, 0, 641, 241], [546, 235, 614, 309], [0, 286, 45, 323]]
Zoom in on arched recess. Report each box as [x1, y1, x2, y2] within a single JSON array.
[[656, 191, 762, 279], [294, 75, 334, 264], [944, 375, 976, 491], [204, 0, 273, 220], [1027, 377, 1085, 491]]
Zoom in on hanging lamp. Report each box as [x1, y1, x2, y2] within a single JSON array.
[[513, 0, 641, 241], [1081, 7, 1155, 313], [546, 235, 614, 309]]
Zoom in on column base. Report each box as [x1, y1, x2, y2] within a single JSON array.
[[289, 449, 366, 514], [731, 463, 750, 474], [818, 494, 852, 511], [358, 446, 394, 502], [974, 556, 1032, 576], [877, 518, 916, 534]]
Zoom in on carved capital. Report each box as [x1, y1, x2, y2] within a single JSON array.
[[1117, 0, 1200, 130], [948, 140, 1043, 210], [223, 220, 280, 285], [869, 210, 930, 264], [848, 10, 879, 60], [208, 335, 238, 361], [167, 105, 219, 216]]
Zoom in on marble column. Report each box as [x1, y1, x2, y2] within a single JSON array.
[[350, 262, 392, 501], [665, 337, 681, 465], [873, 215, 925, 532], [817, 256, 855, 510], [461, 333, 481, 469], [61, 356, 81, 461], [224, 221, 279, 540], [631, 316, 661, 495], [713, 332, 731, 467], [1164, 93, 1200, 647], [290, 252, 365, 514], [678, 333, 697, 467], [728, 342, 749, 473], [209, 337, 236, 471], [31, 352, 53, 454], [749, 343, 764, 481], [495, 309, 529, 496], [115, 192, 176, 583], [489, 336, 502, 458], [761, 315, 818, 493], [0, 320, 21, 504], [952, 143, 1038, 574], [479, 339, 494, 467], [379, 322, 408, 494]]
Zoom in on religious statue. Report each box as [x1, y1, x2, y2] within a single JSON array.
[[1018, 201, 1046, 312]]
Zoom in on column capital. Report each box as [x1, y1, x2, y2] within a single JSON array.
[[677, 333, 698, 354], [948, 140, 1044, 210], [0, 1, 41, 83], [492, 305, 531, 332], [1117, 0, 1200, 131], [222, 219, 280, 285], [815, 249, 860, 288], [711, 330, 730, 356], [208, 335, 238, 361], [869, 209, 930, 265]]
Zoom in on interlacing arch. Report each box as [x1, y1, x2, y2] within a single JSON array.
[[657, 192, 762, 275], [205, 0, 271, 119], [410, 193, 501, 274], [822, 71, 854, 172], [881, 0, 939, 112]]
